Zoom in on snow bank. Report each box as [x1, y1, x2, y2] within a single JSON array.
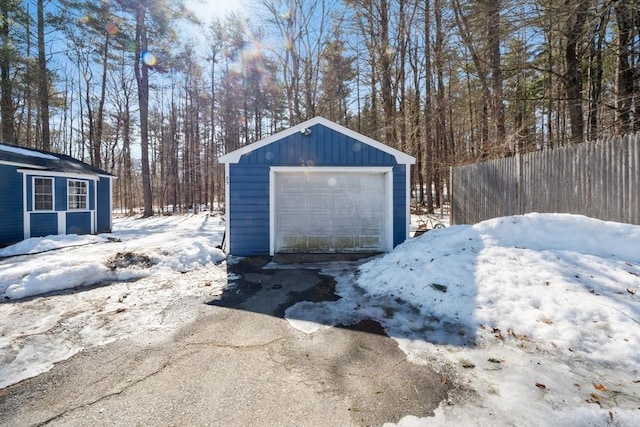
[[0, 215, 225, 300], [355, 213, 640, 426], [0, 214, 228, 389]]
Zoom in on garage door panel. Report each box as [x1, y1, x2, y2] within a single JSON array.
[[308, 196, 332, 211], [331, 218, 355, 231], [332, 236, 356, 250], [278, 175, 303, 190], [358, 236, 381, 248], [359, 174, 385, 193], [275, 171, 387, 253], [279, 196, 306, 212], [282, 235, 305, 250], [333, 195, 357, 212]]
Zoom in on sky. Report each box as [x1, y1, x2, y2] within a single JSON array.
[[185, 0, 249, 25], [1, 212, 639, 425]]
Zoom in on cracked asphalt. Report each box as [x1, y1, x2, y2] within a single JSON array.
[[0, 257, 453, 426]]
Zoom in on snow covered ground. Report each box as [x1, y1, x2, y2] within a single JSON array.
[[0, 214, 227, 389], [286, 213, 640, 426], [1, 212, 639, 426]]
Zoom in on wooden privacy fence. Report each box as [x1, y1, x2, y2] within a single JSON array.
[[451, 133, 640, 225]]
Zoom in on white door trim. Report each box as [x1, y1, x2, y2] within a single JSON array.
[[269, 166, 393, 255]]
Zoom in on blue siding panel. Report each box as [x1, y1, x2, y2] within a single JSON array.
[[0, 165, 24, 245], [30, 213, 57, 238], [228, 165, 271, 255], [96, 178, 111, 233], [67, 211, 92, 235], [89, 180, 95, 210], [393, 166, 407, 247], [239, 124, 397, 167], [55, 178, 67, 211], [26, 175, 32, 211]]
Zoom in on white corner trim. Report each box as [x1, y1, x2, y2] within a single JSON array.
[[58, 211, 66, 235], [269, 168, 276, 256], [93, 180, 97, 233], [405, 165, 411, 242], [223, 163, 231, 253], [219, 116, 416, 165]]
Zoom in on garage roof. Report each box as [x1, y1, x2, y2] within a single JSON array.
[[219, 116, 416, 165]]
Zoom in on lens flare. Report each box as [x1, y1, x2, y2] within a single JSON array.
[[105, 21, 118, 35], [141, 51, 158, 67]]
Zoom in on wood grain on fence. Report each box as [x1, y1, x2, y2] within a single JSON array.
[[451, 133, 640, 225]]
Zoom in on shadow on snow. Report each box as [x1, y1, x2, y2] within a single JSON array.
[[207, 244, 481, 347]]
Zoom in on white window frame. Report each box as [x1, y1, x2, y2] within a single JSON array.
[[68, 179, 88, 210], [33, 177, 54, 212]]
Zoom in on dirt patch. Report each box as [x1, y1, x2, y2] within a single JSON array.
[[106, 252, 154, 270]]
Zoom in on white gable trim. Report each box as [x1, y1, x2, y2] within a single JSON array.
[[219, 116, 416, 165]]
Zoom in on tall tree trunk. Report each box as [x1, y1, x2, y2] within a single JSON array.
[[487, 0, 505, 146], [0, 0, 16, 144], [423, 0, 434, 212], [94, 32, 110, 169], [134, 6, 153, 217], [564, 0, 588, 144], [379, 0, 395, 145], [614, 2, 634, 134], [37, 0, 50, 150]]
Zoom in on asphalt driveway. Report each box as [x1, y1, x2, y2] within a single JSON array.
[[0, 256, 454, 426]]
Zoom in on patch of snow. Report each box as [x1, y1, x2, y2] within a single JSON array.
[[0, 144, 58, 160], [0, 213, 227, 389]]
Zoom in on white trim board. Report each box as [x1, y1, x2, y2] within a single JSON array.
[[18, 169, 101, 181]]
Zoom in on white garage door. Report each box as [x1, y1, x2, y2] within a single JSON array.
[[273, 171, 389, 253]]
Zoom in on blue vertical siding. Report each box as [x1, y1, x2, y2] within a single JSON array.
[[25, 175, 33, 211], [67, 211, 91, 234], [393, 166, 407, 247], [88, 179, 95, 210], [239, 123, 396, 166], [228, 123, 411, 256], [30, 213, 58, 238], [55, 178, 66, 211], [0, 165, 24, 245], [228, 165, 270, 255], [96, 177, 111, 233]]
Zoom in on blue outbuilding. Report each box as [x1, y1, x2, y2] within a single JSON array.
[[219, 116, 416, 256], [0, 143, 115, 246]]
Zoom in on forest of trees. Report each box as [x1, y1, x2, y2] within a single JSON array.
[[0, 0, 638, 215]]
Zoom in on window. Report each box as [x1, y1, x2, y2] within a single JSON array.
[[68, 180, 88, 210], [34, 177, 53, 211]]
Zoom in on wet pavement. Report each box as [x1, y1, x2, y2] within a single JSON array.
[[0, 256, 455, 427]]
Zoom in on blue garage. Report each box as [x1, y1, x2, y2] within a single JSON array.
[[219, 117, 416, 256], [0, 143, 115, 246]]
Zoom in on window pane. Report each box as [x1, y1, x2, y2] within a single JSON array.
[[34, 178, 53, 211], [68, 180, 88, 210]]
